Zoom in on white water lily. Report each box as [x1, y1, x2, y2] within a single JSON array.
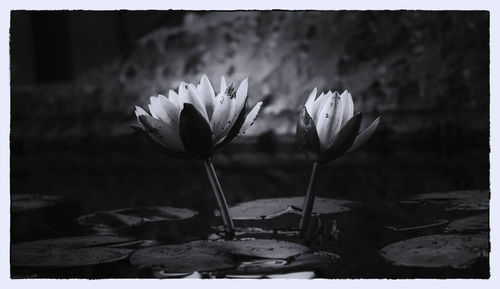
[[135, 74, 263, 158], [134, 75, 263, 236], [297, 88, 381, 236], [297, 88, 380, 163]]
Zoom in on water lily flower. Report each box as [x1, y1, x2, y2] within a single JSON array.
[[296, 88, 380, 235], [135, 74, 263, 159], [134, 75, 263, 237], [297, 88, 380, 163]]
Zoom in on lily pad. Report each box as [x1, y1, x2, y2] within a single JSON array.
[[232, 252, 339, 275], [11, 194, 68, 212], [11, 236, 135, 267], [77, 206, 198, 228], [152, 271, 203, 279], [129, 242, 236, 273], [385, 219, 449, 232], [266, 271, 316, 279], [411, 190, 489, 211], [130, 238, 310, 274], [445, 214, 489, 233], [226, 271, 315, 279], [220, 197, 356, 220], [213, 239, 310, 259], [380, 234, 489, 268]]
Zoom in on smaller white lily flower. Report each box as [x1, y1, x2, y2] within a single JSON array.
[[134, 74, 263, 158], [297, 88, 380, 163], [297, 88, 381, 236]]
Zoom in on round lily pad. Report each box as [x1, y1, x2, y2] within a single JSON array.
[[130, 238, 310, 274], [411, 190, 489, 211], [380, 234, 489, 268], [445, 214, 489, 233], [385, 219, 449, 232], [220, 197, 356, 220], [232, 252, 339, 275], [213, 239, 310, 259], [11, 236, 135, 267], [152, 271, 203, 279], [11, 194, 68, 212], [77, 206, 198, 228], [226, 271, 315, 279], [129, 242, 236, 273]]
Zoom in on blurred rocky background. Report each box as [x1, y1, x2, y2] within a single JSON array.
[[10, 11, 489, 214]]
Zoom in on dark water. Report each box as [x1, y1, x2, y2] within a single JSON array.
[[10, 138, 490, 278]]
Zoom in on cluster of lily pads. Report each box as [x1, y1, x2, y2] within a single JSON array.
[[12, 195, 354, 278], [10, 190, 489, 278]]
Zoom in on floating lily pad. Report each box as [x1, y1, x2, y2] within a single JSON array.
[[77, 206, 198, 228], [11, 236, 135, 267], [386, 219, 449, 232], [129, 242, 236, 273], [411, 190, 489, 211], [266, 271, 315, 279], [152, 271, 203, 279], [220, 197, 356, 220], [226, 271, 315, 279], [445, 214, 489, 233], [11, 194, 68, 212], [380, 234, 489, 268], [232, 252, 339, 275], [130, 238, 310, 274], [213, 239, 310, 259]]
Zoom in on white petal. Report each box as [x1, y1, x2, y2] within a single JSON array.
[[340, 90, 354, 128], [211, 93, 233, 144], [347, 117, 380, 153], [335, 91, 347, 128], [135, 105, 150, 119], [220, 76, 227, 94], [178, 82, 189, 107], [199, 74, 216, 119], [311, 92, 328, 123], [168, 90, 181, 109], [187, 83, 209, 121], [239, 102, 263, 136], [149, 96, 169, 123], [158, 94, 181, 126], [137, 113, 185, 151], [304, 87, 317, 113], [148, 104, 158, 119], [236, 78, 248, 101], [314, 94, 334, 148], [325, 92, 344, 146], [226, 78, 249, 131]]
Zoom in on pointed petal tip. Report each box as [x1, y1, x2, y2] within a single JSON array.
[[135, 105, 148, 117]]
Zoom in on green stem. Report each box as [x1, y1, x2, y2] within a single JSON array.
[[299, 162, 321, 236], [203, 158, 235, 236]]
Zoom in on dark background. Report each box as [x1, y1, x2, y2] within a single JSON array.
[[10, 10, 489, 216]]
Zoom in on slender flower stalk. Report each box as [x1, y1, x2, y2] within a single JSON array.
[[203, 158, 234, 236], [296, 88, 380, 236], [299, 162, 320, 236]]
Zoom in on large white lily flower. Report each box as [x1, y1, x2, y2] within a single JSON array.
[[297, 88, 380, 163], [135, 74, 263, 158]]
